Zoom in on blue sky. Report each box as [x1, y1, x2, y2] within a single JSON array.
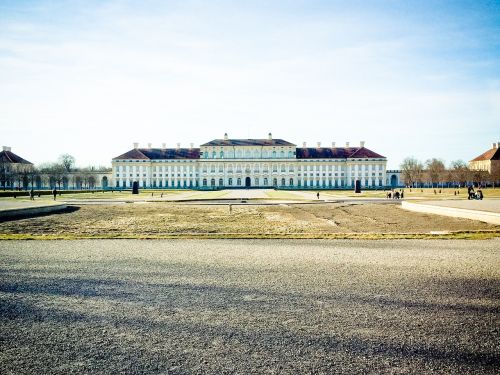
[[0, 0, 499, 169]]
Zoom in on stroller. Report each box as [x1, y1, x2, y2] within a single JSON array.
[[469, 190, 483, 200]]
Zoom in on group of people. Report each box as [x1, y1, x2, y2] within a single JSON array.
[[386, 190, 404, 199], [27, 188, 58, 201], [467, 186, 483, 200]]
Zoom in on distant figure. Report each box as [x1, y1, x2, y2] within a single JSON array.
[[29, 188, 34, 200], [52, 188, 57, 201], [317, 192, 320, 199], [467, 186, 474, 200], [151, 192, 154, 197], [161, 193, 163, 198], [401, 191, 404, 199], [434, 189, 437, 194], [454, 191, 456, 196], [387, 192, 392, 199]]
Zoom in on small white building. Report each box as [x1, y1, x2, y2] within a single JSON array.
[[112, 134, 388, 189]]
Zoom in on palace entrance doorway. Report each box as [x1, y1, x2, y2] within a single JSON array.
[[245, 177, 251, 187]]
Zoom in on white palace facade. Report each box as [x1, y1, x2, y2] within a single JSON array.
[[112, 134, 388, 189]]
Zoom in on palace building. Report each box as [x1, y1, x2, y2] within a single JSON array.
[[111, 133, 387, 189]]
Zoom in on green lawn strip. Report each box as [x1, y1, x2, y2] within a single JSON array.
[[1, 230, 498, 240]]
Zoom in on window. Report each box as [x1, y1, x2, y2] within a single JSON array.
[[203, 179, 207, 186], [273, 164, 278, 172], [219, 178, 223, 186], [281, 178, 286, 186], [254, 178, 259, 186], [289, 178, 294, 186], [272, 151, 276, 158], [211, 178, 216, 187], [273, 178, 278, 186], [220, 151, 224, 158], [280, 151, 285, 158], [228, 178, 233, 186], [237, 178, 241, 186], [264, 178, 268, 185]]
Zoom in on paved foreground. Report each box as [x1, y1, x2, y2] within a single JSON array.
[[1, 240, 499, 374]]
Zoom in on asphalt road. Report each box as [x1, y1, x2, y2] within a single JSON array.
[[1, 239, 499, 374]]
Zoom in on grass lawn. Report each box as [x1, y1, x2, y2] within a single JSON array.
[[265, 190, 306, 199], [0, 203, 498, 240]]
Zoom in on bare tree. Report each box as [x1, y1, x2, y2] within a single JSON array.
[[450, 160, 469, 187], [425, 158, 446, 188], [400, 157, 424, 188], [58, 154, 76, 173]]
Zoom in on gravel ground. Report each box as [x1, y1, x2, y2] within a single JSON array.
[[0, 203, 497, 237], [1, 239, 499, 374]]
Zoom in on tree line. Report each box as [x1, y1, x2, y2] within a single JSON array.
[[400, 157, 500, 188], [0, 154, 111, 190]]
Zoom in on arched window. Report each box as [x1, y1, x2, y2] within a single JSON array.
[[281, 178, 286, 186], [228, 178, 233, 186], [273, 178, 278, 186], [272, 151, 276, 158], [264, 178, 268, 185], [203, 179, 207, 186], [211, 178, 216, 186], [288, 151, 293, 158], [220, 151, 224, 158], [212, 151, 216, 158], [219, 178, 223, 186], [254, 178, 259, 186], [289, 178, 294, 186], [237, 178, 241, 186], [280, 151, 285, 158]]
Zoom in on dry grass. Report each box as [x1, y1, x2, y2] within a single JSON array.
[[0, 203, 497, 239]]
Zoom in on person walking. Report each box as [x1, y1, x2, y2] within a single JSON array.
[[316, 192, 320, 199], [52, 187, 57, 201], [29, 188, 34, 201]]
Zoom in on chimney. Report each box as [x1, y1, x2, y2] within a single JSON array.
[[161, 143, 166, 149], [2, 146, 10, 151], [133, 142, 139, 149], [345, 142, 350, 148], [493, 142, 498, 149], [268, 132, 272, 140], [360, 141, 365, 148], [331, 142, 336, 148], [176, 143, 180, 149], [148, 143, 152, 149], [303, 142, 307, 148], [224, 133, 228, 140], [317, 142, 321, 148], [190, 142, 194, 149]]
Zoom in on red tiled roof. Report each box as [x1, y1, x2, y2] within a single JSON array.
[[0, 150, 32, 164], [113, 148, 200, 160], [201, 139, 295, 146], [470, 148, 500, 162], [296, 147, 385, 159]]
